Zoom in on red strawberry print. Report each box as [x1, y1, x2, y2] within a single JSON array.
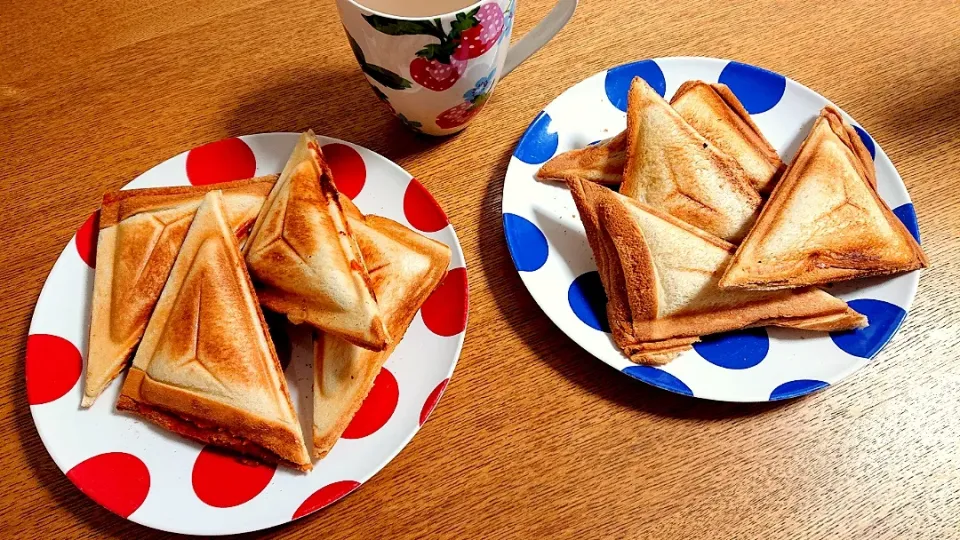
[[437, 101, 485, 129], [454, 4, 505, 60], [410, 55, 467, 92]]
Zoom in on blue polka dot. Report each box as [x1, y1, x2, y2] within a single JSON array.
[[693, 328, 769, 369], [830, 299, 906, 359], [623, 366, 693, 396], [603, 60, 666, 112], [513, 111, 558, 164], [853, 124, 876, 160], [717, 61, 786, 114], [568, 271, 609, 332], [769, 379, 828, 400], [893, 203, 921, 244], [503, 213, 548, 272]]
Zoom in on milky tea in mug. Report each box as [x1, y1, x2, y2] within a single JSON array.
[[355, 0, 477, 17]]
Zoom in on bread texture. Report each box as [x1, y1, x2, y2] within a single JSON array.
[[116, 191, 311, 470], [536, 79, 783, 196], [568, 177, 865, 364], [719, 106, 928, 290], [620, 77, 763, 243], [83, 176, 276, 407], [313, 206, 450, 459], [671, 81, 784, 194], [243, 131, 389, 350]]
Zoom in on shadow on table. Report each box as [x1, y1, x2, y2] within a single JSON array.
[[223, 65, 451, 164], [475, 145, 797, 421]]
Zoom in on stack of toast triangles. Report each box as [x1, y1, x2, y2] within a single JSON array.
[[540, 79, 782, 242], [568, 177, 866, 364], [313, 197, 450, 459], [86, 131, 452, 470], [548, 76, 927, 365], [84, 176, 276, 407], [243, 133, 390, 350], [116, 190, 311, 469]]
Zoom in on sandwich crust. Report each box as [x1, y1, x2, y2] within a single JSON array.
[[536, 131, 627, 185]]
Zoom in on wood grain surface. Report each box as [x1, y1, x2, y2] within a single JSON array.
[[2, 0, 959, 538]]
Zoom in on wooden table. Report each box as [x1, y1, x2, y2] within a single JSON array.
[[3, 0, 959, 537]]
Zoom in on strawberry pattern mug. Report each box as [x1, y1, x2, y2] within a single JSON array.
[[336, 0, 577, 135]]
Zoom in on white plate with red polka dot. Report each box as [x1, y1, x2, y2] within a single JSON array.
[[26, 133, 468, 535]]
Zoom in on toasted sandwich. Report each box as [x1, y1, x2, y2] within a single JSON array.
[[535, 131, 627, 185], [243, 131, 390, 351], [568, 177, 865, 364], [619, 77, 763, 243], [313, 196, 450, 459], [720, 106, 928, 290], [117, 191, 311, 470], [83, 176, 275, 407], [537, 80, 782, 194], [671, 81, 784, 194]]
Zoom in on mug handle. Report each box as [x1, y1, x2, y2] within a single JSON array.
[[501, 0, 578, 78]]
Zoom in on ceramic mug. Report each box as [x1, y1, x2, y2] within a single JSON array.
[[336, 0, 577, 135]]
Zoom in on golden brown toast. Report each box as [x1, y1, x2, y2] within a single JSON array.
[[535, 131, 627, 185], [243, 131, 390, 351], [671, 81, 785, 194], [313, 211, 450, 459], [568, 177, 865, 364], [83, 176, 276, 407], [116, 191, 311, 471], [719, 106, 927, 290], [536, 80, 783, 195], [620, 77, 763, 243]]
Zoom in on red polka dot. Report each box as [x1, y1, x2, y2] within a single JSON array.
[[419, 378, 449, 426], [76, 211, 99, 268], [322, 143, 366, 200], [66, 452, 150, 518], [185, 137, 256, 186], [403, 178, 448, 233], [421, 267, 468, 337], [26, 334, 83, 405], [342, 368, 399, 439], [192, 446, 276, 508], [292, 480, 360, 519]]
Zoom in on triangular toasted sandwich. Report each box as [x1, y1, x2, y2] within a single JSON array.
[[671, 81, 784, 194], [537, 80, 783, 194], [568, 177, 865, 365], [620, 77, 763, 243], [313, 197, 450, 459], [83, 176, 276, 407], [720, 107, 927, 290], [117, 191, 311, 470], [243, 131, 390, 351], [535, 131, 627, 185]]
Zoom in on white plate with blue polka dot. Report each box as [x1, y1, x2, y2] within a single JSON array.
[[502, 57, 923, 402]]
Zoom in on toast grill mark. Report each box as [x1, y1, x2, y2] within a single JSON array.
[[113, 211, 194, 338]]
